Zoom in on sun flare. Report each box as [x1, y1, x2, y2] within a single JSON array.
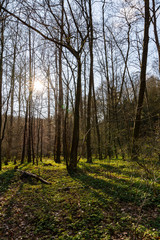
[[33, 80, 44, 94]]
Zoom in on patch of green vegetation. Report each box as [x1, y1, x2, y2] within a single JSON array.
[[0, 169, 16, 192], [0, 157, 160, 239]]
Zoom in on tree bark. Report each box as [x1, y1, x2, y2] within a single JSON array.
[[8, 20, 19, 161], [131, 0, 150, 160], [55, 0, 64, 163], [68, 58, 81, 171], [152, 0, 160, 73], [21, 101, 28, 164], [102, 2, 112, 159], [40, 119, 43, 162], [63, 81, 69, 166], [27, 27, 32, 163], [93, 78, 102, 160], [86, 0, 93, 163], [47, 65, 51, 157], [54, 49, 58, 162], [0, 17, 4, 170]]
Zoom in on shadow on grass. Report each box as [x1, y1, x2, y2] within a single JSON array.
[[18, 162, 33, 169], [80, 161, 155, 180], [70, 167, 159, 206], [69, 167, 160, 234], [100, 163, 145, 179], [1, 181, 59, 239], [0, 169, 15, 193]]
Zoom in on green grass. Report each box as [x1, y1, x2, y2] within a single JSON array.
[[0, 158, 160, 239]]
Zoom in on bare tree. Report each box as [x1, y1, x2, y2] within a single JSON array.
[[131, 0, 150, 161], [55, 0, 64, 164], [0, 0, 10, 170], [86, 0, 93, 163], [152, 0, 160, 73]]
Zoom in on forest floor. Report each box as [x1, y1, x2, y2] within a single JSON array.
[[0, 158, 160, 240]]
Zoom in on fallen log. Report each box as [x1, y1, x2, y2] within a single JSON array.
[[43, 163, 53, 166], [17, 170, 51, 185]]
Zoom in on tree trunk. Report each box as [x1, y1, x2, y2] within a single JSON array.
[[55, 0, 64, 163], [31, 116, 35, 164], [27, 27, 32, 163], [40, 119, 43, 162], [152, 0, 160, 73], [16, 65, 22, 159], [131, 0, 150, 160], [21, 101, 28, 164], [102, 2, 112, 159], [8, 44, 16, 161], [86, 0, 93, 164], [36, 115, 40, 165], [0, 18, 4, 170], [8, 21, 19, 161], [63, 82, 69, 167], [68, 58, 81, 171], [93, 82, 102, 160], [54, 49, 58, 162], [47, 65, 51, 157]]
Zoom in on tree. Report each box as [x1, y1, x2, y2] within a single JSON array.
[[1, 0, 90, 171], [152, 0, 160, 73], [86, 0, 93, 163], [131, 0, 150, 161], [8, 20, 19, 162], [55, 0, 64, 164], [0, 6, 4, 170], [0, 0, 10, 170]]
